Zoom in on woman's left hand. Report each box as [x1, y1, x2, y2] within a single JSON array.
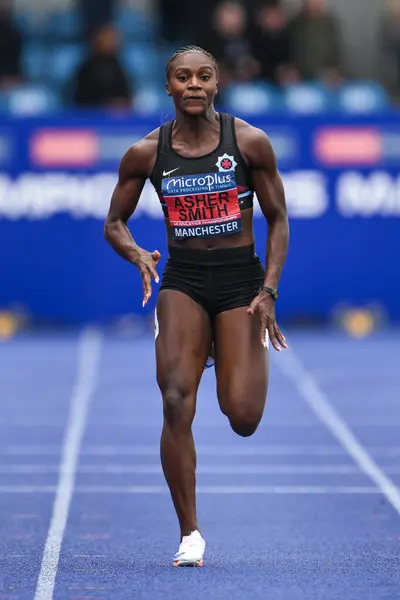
[[247, 291, 288, 352]]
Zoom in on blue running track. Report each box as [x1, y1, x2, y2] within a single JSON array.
[[0, 329, 399, 599]]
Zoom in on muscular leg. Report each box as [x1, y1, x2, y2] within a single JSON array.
[[214, 307, 269, 436], [155, 290, 212, 538]]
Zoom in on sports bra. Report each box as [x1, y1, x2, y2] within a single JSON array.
[[150, 113, 254, 240]]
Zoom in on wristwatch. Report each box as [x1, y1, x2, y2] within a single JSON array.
[[260, 285, 279, 300]]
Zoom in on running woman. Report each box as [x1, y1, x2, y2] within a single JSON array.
[[104, 45, 289, 567]]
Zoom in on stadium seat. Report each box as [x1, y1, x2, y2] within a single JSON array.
[[283, 82, 334, 114], [133, 85, 173, 116], [13, 9, 47, 39], [13, 8, 80, 42], [0, 92, 10, 114], [47, 9, 82, 41], [121, 44, 161, 83], [222, 82, 282, 116], [21, 42, 47, 81], [158, 43, 181, 67], [7, 84, 60, 116], [338, 81, 390, 114], [114, 7, 158, 42], [46, 44, 85, 88]]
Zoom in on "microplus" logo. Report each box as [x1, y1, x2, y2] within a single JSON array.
[[162, 171, 234, 195]]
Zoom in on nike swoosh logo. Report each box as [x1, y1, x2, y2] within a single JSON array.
[[163, 168, 180, 177]]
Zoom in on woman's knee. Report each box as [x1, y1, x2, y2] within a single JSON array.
[[218, 391, 267, 437], [161, 384, 196, 429], [229, 409, 263, 437]]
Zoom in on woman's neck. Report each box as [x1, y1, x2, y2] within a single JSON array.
[[173, 107, 220, 141]]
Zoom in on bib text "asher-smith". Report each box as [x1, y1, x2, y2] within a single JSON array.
[[161, 171, 243, 239]]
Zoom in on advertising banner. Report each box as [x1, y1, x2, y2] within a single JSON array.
[[0, 112, 399, 324]]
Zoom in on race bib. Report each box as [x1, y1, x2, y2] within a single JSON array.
[[162, 171, 242, 239]]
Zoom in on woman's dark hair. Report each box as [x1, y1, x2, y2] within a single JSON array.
[[166, 45, 219, 80]]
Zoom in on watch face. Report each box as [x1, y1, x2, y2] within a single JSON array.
[[262, 286, 279, 300]]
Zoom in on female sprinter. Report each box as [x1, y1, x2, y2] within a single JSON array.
[[104, 45, 289, 567]]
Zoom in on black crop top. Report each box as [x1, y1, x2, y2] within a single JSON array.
[[150, 113, 254, 240]]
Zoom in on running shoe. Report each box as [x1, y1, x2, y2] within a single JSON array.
[[205, 343, 215, 369], [172, 530, 205, 567]]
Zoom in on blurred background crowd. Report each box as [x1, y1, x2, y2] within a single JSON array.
[[0, 0, 398, 334], [0, 0, 399, 116]]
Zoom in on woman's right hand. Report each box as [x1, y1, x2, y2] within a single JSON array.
[[134, 249, 161, 307]]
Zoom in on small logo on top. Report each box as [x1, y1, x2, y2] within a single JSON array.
[[216, 153, 237, 172], [163, 167, 180, 177]]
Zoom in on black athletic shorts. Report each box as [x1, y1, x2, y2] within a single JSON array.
[[159, 244, 265, 318]]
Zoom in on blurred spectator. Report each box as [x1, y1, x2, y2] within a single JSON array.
[[250, 0, 299, 86], [157, 0, 190, 44], [379, 0, 400, 99], [77, 0, 113, 41], [157, 0, 219, 50], [0, 4, 22, 90], [72, 24, 132, 110], [289, 0, 343, 85], [198, 1, 259, 89]]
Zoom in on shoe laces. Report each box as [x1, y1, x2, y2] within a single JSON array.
[[181, 531, 200, 548]]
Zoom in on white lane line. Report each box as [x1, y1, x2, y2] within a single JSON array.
[[0, 486, 56, 493], [3, 417, 400, 427], [275, 348, 400, 515], [0, 464, 372, 474], [0, 444, 347, 456], [0, 484, 380, 495], [2, 444, 400, 457], [33, 328, 103, 600], [75, 485, 379, 495]]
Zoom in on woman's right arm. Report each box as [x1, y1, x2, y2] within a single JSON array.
[[104, 134, 161, 306]]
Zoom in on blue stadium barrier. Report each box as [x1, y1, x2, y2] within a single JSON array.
[[0, 111, 399, 324]]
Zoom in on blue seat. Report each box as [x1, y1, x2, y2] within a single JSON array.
[[0, 92, 10, 114], [7, 84, 60, 115], [14, 8, 81, 41], [338, 81, 390, 114], [13, 10, 47, 39], [133, 85, 173, 116], [121, 44, 160, 82], [21, 42, 47, 81], [223, 82, 282, 116], [48, 9, 82, 41], [158, 43, 180, 66], [283, 82, 334, 114], [47, 44, 85, 87], [114, 8, 158, 42]]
